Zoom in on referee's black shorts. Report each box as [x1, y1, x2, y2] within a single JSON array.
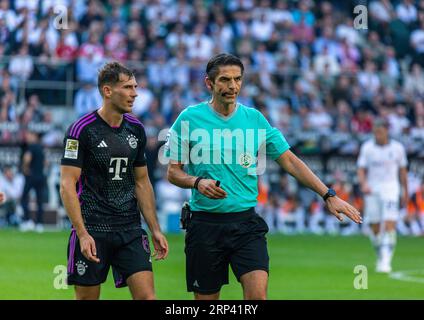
[[185, 208, 269, 294]]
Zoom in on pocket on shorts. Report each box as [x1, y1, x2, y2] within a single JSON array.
[[254, 214, 269, 234]]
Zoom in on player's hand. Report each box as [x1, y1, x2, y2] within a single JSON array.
[[151, 230, 169, 260], [197, 179, 227, 199], [360, 183, 371, 194], [78, 232, 100, 263], [325, 196, 362, 224], [0, 192, 6, 205]]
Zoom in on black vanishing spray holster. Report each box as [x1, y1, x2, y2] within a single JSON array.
[[180, 201, 191, 230]]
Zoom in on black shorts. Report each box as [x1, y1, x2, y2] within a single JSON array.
[[185, 208, 269, 294], [67, 228, 152, 288]]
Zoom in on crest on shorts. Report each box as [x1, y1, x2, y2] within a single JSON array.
[[64, 139, 79, 159], [239, 152, 254, 168], [76, 260, 88, 276], [142, 235, 151, 254], [126, 134, 138, 149]]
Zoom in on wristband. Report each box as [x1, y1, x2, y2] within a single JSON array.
[[193, 177, 204, 190]]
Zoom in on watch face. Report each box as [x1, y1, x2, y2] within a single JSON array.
[[329, 189, 336, 196]]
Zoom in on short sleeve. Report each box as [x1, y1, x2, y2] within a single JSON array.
[[164, 110, 190, 163], [357, 144, 368, 168], [60, 126, 86, 168], [257, 111, 290, 160], [134, 125, 147, 167], [398, 143, 408, 168]]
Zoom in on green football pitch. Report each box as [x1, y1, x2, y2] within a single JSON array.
[[0, 230, 423, 299]]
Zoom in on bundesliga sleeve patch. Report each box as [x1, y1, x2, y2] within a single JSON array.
[[64, 139, 79, 159]]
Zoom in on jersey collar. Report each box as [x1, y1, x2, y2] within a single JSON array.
[[207, 101, 239, 121]]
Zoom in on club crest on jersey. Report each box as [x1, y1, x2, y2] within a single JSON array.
[[64, 139, 78, 159], [76, 260, 88, 276], [239, 152, 254, 168], [126, 134, 138, 149]]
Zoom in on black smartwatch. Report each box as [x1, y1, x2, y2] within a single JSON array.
[[323, 188, 336, 201]]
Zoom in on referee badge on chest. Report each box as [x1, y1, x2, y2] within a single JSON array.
[[239, 152, 254, 168], [126, 134, 138, 149]]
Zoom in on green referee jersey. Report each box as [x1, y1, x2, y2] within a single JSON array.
[[165, 101, 290, 212]]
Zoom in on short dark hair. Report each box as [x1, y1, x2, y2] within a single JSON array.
[[98, 62, 134, 95], [373, 117, 390, 129], [206, 53, 244, 82]]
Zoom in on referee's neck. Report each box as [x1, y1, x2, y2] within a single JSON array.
[[210, 101, 237, 117]]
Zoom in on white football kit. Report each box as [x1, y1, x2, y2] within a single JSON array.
[[357, 139, 407, 223]]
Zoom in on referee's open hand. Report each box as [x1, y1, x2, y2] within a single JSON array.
[[197, 179, 227, 199], [325, 196, 362, 224]]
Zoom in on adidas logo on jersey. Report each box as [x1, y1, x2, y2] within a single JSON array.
[[97, 140, 108, 148]]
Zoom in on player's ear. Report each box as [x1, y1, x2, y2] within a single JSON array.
[[102, 85, 112, 98], [205, 77, 214, 91]]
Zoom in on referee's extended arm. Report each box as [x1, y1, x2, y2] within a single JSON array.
[[276, 150, 362, 224]]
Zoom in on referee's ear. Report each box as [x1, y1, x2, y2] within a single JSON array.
[[205, 77, 214, 91]]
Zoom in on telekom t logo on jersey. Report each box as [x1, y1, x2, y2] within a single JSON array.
[[109, 157, 128, 180]]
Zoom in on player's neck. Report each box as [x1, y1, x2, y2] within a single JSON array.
[[98, 105, 123, 127], [375, 139, 389, 146], [209, 99, 236, 117]]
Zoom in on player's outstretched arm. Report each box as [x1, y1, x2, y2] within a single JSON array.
[[134, 166, 168, 260], [276, 150, 362, 224], [60, 165, 100, 263]]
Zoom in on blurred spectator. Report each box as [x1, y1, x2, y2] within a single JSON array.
[[0, 0, 18, 32], [292, 0, 315, 27], [291, 13, 314, 46], [185, 24, 213, 61], [251, 11, 274, 42], [369, 0, 395, 25], [388, 104, 411, 137], [21, 94, 44, 125], [55, 29, 79, 62], [313, 45, 340, 76], [307, 105, 333, 134], [8, 44, 33, 81], [396, 0, 417, 26], [277, 194, 306, 234], [132, 75, 154, 118], [74, 81, 102, 117], [271, 0, 293, 27], [357, 61, 381, 98], [0, 165, 24, 226], [352, 108, 374, 134], [76, 33, 105, 82], [403, 63, 424, 96], [20, 130, 47, 233]]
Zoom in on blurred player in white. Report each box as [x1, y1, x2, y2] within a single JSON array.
[[357, 118, 408, 273]]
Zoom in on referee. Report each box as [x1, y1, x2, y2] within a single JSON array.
[[166, 53, 362, 300]]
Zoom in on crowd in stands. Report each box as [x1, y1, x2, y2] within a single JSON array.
[[1, 0, 424, 234]]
